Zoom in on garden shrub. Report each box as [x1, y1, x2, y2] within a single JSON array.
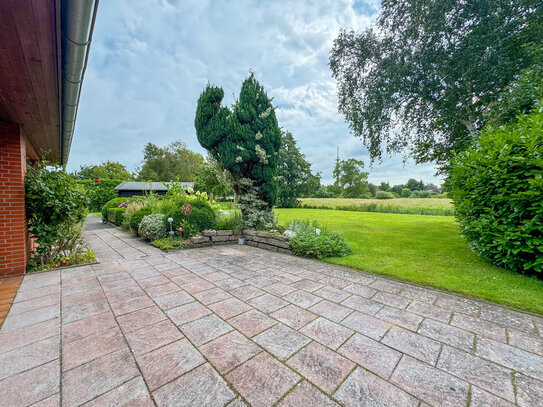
[[401, 188, 412, 198], [138, 213, 168, 241], [77, 179, 122, 212], [450, 104, 543, 274], [25, 161, 92, 270], [107, 208, 126, 226], [101, 197, 127, 220], [375, 191, 395, 199], [166, 204, 216, 237], [286, 220, 352, 258], [130, 206, 154, 232]]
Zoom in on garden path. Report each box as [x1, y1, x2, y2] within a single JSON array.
[[0, 215, 542, 406]]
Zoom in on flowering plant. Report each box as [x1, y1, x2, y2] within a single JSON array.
[[118, 200, 128, 208], [181, 203, 193, 216]]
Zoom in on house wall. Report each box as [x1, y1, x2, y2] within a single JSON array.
[[0, 124, 28, 277]]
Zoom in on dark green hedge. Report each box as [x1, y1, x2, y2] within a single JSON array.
[[129, 207, 153, 232], [450, 105, 543, 274], [101, 197, 127, 220], [107, 208, 126, 226], [77, 179, 122, 212]]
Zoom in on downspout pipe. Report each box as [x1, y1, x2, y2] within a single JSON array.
[[60, 0, 99, 165]]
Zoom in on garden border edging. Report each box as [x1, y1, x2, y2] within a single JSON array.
[[185, 229, 292, 254]]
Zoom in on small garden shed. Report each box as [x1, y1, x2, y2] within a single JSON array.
[[115, 181, 195, 197]]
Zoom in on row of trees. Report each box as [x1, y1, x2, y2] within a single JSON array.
[[72, 142, 441, 206]]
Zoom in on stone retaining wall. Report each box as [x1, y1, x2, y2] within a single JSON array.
[[185, 229, 291, 254]]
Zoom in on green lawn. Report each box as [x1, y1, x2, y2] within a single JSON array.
[[275, 208, 543, 314]]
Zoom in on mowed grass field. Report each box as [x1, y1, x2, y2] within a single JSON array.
[[275, 208, 543, 314], [300, 197, 453, 210]]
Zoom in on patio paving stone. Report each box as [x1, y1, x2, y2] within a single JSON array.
[[0, 360, 59, 407], [153, 363, 234, 407], [124, 319, 183, 356], [61, 311, 117, 343], [154, 290, 193, 310], [116, 306, 166, 333], [180, 314, 233, 346], [270, 304, 318, 329], [514, 373, 543, 407], [62, 327, 126, 371], [300, 317, 354, 350], [338, 333, 401, 379], [247, 293, 288, 313], [390, 355, 469, 407], [199, 330, 261, 373], [136, 338, 205, 390], [381, 326, 441, 365], [227, 352, 299, 407], [277, 381, 339, 407], [0, 335, 59, 380], [208, 297, 252, 319], [469, 386, 516, 407], [287, 341, 354, 394], [228, 309, 277, 337], [308, 299, 352, 322], [253, 323, 310, 360], [61, 348, 139, 407], [81, 376, 154, 407], [437, 345, 515, 402], [333, 367, 418, 407]]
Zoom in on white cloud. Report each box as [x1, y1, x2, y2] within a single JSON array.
[[69, 0, 442, 186]]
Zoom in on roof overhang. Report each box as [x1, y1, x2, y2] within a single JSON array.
[[0, 0, 98, 165]]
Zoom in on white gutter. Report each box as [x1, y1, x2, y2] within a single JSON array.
[[60, 0, 99, 164]]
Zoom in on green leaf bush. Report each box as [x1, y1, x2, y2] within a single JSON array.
[[138, 213, 168, 241], [101, 197, 127, 220], [129, 206, 153, 232], [107, 208, 126, 226], [450, 105, 543, 274], [287, 220, 352, 258], [25, 161, 91, 270], [77, 179, 122, 212]]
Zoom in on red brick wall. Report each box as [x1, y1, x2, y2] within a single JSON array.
[[0, 124, 27, 276]]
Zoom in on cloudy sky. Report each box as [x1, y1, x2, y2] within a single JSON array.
[[69, 0, 443, 186]]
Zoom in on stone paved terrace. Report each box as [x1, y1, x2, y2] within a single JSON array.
[[0, 215, 542, 407]]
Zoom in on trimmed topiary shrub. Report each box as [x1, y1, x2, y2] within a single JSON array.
[[375, 191, 394, 199], [107, 208, 126, 226], [130, 206, 153, 233], [101, 197, 127, 220], [450, 105, 543, 274], [138, 213, 168, 241]]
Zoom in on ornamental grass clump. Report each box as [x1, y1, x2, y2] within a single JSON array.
[[286, 219, 352, 259]]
